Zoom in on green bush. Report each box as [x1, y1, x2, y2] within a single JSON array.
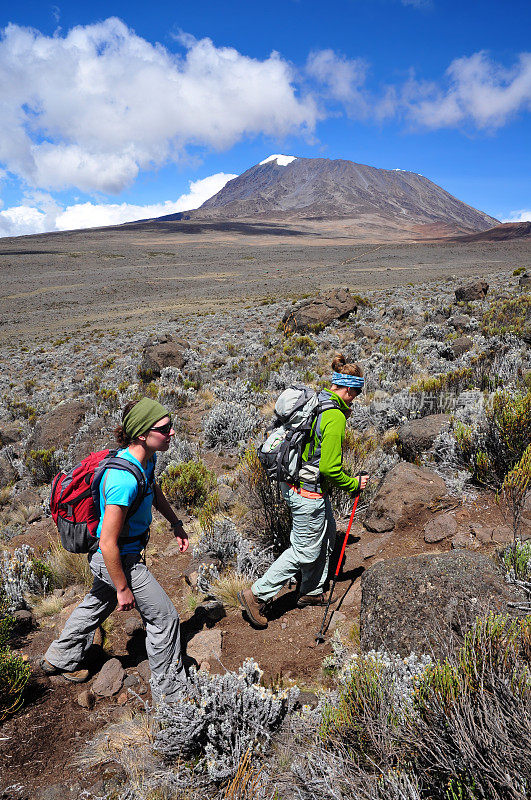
[[454, 389, 531, 488], [160, 459, 216, 510], [26, 448, 60, 484], [481, 294, 531, 339], [0, 602, 31, 722]]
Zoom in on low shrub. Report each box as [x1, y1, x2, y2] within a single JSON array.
[[0, 544, 51, 610], [481, 294, 531, 339], [501, 444, 531, 538], [238, 444, 291, 554], [453, 389, 531, 488], [203, 401, 261, 449], [0, 602, 31, 722], [155, 658, 299, 782], [26, 448, 61, 484], [160, 459, 217, 510]]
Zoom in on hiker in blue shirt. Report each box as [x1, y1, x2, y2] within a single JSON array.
[[42, 398, 189, 701]]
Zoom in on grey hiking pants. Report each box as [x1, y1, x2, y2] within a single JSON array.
[[44, 551, 186, 702], [252, 482, 336, 601]]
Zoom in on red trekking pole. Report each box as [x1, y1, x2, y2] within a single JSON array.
[[315, 480, 365, 644]]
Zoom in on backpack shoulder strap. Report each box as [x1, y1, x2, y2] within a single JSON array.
[[92, 455, 148, 519]]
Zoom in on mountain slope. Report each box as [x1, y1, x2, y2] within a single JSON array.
[[164, 156, 497, 234]]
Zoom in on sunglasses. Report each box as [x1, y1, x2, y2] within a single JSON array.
[[150, 420, 173, 436]]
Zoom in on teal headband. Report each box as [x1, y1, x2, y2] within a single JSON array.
[[332, 371, 364, 388]]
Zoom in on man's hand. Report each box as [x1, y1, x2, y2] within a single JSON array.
[[117, 587, 135, 611], [172, 521, 189, 553]]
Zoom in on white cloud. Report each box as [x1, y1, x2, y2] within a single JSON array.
[[502, 209, 531, 223], [306, 47, 531, 130], [306, 49, 369, 116], [405, 51, 531, 129], [0, 19, 318, 194], [0, 172, 236, 237]]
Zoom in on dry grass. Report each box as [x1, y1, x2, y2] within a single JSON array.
[[10, 504, 41, 526], [0, 486, 13, 507], [30, 594, 63, 618], [46, 536, 93, 589], [209, 570, 252, 609], [72, 708, 156, 769]]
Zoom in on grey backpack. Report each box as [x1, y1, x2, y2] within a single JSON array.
[[258, 385, 340, 488]]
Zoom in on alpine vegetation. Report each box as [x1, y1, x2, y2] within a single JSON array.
[[0, 545, 50, 611], [155, 658, 299, 782], [203, 400, 261, 449]]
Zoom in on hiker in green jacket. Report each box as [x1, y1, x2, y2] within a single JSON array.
[[238, 353, 369, 628]]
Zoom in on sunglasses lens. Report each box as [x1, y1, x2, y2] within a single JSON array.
[[152, 421, 172, 435]]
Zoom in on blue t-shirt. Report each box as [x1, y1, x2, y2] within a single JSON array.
[[95, 449, 155, 555]]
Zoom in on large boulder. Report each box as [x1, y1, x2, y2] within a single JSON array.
[[360, 551, 525, 658], [28, 400, 90, 451], [397, 414, 451, 462], [92, 658, 125, 697], [283, 288, 358, 333], [364, 463, 446, 533], [455, 280, 489, 302], [140, 334, 188, 378]]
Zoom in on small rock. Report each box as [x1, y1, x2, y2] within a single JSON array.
[[187, 629, 222, 665], [92, 658, 125, 697], [124, 616, 144, 636], [136, 659, 151, 683], [77, 689, 95, 709], [199, 661, 211, 672], [296, 691, 319, 710], [448, 313, 471, 331], [451, 531, 479, 550], [13, 609, 34, 632], [123, 673, 141, 689], [199, 599, 226, 622], [117, 691, 129, 706], [424, 513, 458, 543], [27, 510, 42, 523], [364, 515, 395, 533], [450, 336, 473, 359], [52, 588, 65, 598]]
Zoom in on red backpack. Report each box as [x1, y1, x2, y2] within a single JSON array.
[[50, 449, 147, 554]]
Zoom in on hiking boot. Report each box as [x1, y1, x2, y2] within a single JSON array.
[[237, 588, 268, 628], [297, 592, 338, 609], [40, 658, 90, 683]]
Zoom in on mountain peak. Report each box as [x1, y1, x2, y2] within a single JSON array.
[[259, 154, 297, 166]]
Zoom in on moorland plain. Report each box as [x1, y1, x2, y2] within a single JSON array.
[[0, 221, 529, 344]]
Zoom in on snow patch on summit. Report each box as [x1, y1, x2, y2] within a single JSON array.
[[259, 154, 297, 167]]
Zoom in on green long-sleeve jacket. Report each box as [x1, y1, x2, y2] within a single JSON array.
[[301, 389, 360, 495]]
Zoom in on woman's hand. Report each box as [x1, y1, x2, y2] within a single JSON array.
[[117, 587, 135, 611], [358, 473, 369, 491], [172, 521, 189, 553]]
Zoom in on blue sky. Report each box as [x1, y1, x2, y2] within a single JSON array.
[[0, 0, 529, 235]]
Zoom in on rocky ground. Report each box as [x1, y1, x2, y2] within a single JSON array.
[[0, 263, 530, 799]]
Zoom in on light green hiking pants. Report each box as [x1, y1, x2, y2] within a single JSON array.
[[252, 482, 336, 601]]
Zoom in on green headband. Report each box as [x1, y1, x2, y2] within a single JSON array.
[[123, 398, 169, 440]]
